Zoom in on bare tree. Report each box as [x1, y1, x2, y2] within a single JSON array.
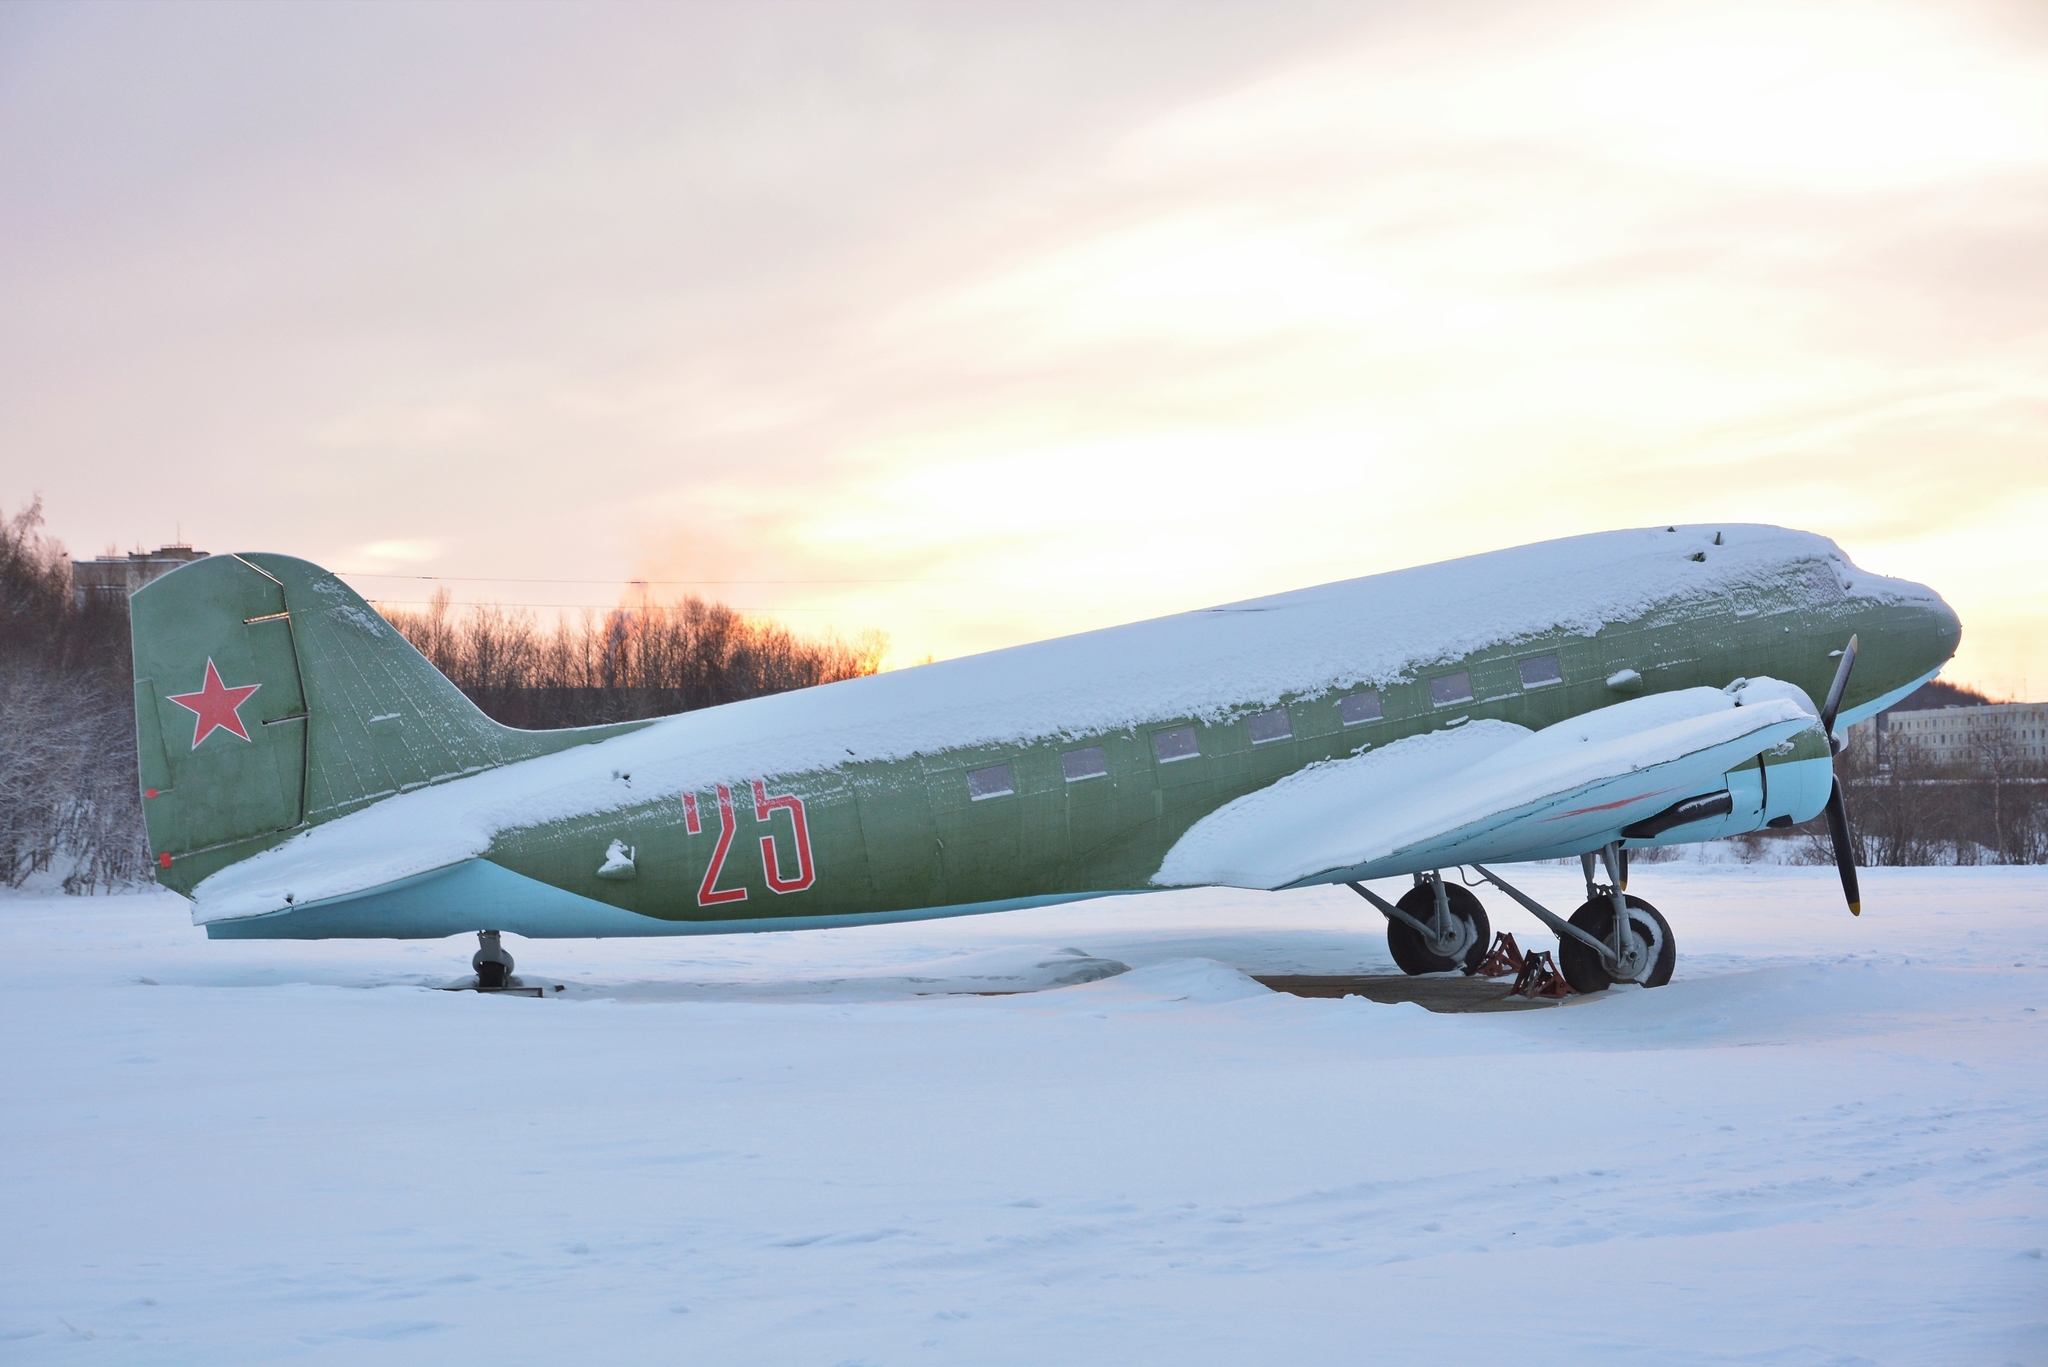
[[1961, 716, 2043, 864], [0, 500, 146, 890], [377, 593, 886, 729], [1848, 730, 1969, 865]]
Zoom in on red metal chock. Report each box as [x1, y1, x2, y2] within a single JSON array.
[[1472, 931, 1525, 979], [1511, 949, 1573, 1000]]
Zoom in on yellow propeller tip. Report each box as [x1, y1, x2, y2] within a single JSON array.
[[1849, 903, 1861, 916]]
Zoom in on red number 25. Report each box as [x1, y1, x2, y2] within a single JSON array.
[[682, 781, 815, 906]]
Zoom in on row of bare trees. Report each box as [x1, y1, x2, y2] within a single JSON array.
[[1660, 728, 2048, 868], [1833, 725, 2048, 866], [1, 497, 885, 893], [377, 588, 886, 729], [0, 500, 148, 891], [4, 495, 2040, 889]]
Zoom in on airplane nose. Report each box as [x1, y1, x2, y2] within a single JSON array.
[[1915, 589, 1963, 678], [1931, 595, 1962, 657]]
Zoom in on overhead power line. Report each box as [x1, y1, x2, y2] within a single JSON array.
[[334, 555, 1381, 588], [336, 571, 988, 585], [361, 599, 1115, 613]]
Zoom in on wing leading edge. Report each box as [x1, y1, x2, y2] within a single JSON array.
[[1153, 680, 1828, 890]]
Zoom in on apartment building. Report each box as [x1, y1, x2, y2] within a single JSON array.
[[1848, 701, 2048, 765], [70, 543, 208, 608]]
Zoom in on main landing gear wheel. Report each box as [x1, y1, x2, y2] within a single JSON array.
[[1556, 895, 1674, 993], [1387, 882, 1491, 976]]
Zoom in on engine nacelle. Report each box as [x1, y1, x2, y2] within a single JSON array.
[[1625, 724, 1834, 849]]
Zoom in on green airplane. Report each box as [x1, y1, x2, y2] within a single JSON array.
[[130, 524, 1958, 994]]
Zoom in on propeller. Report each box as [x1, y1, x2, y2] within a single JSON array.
[[1818, 635, 1862, 916]]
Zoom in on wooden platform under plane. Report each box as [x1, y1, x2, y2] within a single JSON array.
[[1251, 974, 1592, 1012]]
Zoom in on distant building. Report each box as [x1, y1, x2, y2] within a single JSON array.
[[1847, 701, 2048, 765], [70, 543, 209, 609]]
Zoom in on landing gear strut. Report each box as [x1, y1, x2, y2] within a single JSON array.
[[1554, 846, 1674, 992], [1558, 895, 1674, 993], [1472, 842, 1676, 992], [1348, 873, 1491, 976]]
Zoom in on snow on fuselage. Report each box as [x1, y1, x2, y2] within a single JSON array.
[[191, 524, 1958, 932]]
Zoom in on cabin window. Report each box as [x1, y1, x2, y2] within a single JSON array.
[[1339, 691, 1383, 726], [1430, 671, 1474, 706], [967, 764, 1014, 800], [1153, 726, 1200, 764], [1061, 746, 1108, 782], [1518, 654, 1562, 688], [1248, 708, 1292, 744]]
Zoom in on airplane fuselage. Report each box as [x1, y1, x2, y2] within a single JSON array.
[[179, 525, 1958, 940]]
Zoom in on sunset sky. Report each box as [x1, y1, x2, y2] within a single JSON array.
[[4, 0, 2044, 693]]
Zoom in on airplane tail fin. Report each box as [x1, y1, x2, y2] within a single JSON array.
[[130, 553, 646, 894]]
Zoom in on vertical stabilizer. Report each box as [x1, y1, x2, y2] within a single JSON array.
[[131, 554, 648, 894]]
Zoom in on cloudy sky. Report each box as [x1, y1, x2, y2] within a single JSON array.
[[4, 0, 2044, 692]]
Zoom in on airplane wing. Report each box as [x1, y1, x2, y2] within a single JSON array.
[[1153, 679, 1825, 890]]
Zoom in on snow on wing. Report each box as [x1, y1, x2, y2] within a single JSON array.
[[1152, 683, 1824, 890]]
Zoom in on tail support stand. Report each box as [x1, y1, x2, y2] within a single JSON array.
[[460, 930, 557, 997], [473, 929, 514, 989]]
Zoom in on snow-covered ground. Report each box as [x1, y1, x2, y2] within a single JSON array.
[[2, 865, 2042, 1365]]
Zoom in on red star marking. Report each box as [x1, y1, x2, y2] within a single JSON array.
[[166, 659, 262, 749]]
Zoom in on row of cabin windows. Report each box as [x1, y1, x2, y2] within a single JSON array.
[[966, 746, 1109, 800], [962, 652, 1565, 802], [1427, 654, 1563, 707]]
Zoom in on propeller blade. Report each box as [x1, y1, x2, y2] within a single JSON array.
[[1824, 776, 1861, 915], [1820, 634, 1859, 737]]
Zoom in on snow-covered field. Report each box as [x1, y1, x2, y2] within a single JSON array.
[[3, 865, 2042, 1365]]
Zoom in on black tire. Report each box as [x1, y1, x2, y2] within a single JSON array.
[[1387, 882, 1491, 976], [473, 939, 515, 990], [1557, 894, 1675, 993]]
